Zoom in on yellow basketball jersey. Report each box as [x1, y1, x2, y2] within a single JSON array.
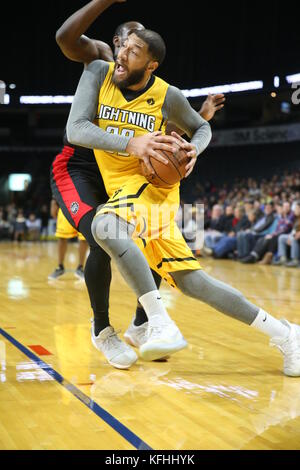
[[93, 62, 169, 197]]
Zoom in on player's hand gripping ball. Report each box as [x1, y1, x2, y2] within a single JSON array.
[[140, 146, 191, 188]]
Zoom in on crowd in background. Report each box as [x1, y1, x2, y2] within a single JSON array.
[[192, 171, 300, 267], [0, 204, 50, 242], [1, 170, 300, 268]]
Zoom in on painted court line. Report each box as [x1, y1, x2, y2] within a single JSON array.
[[0, 327, 152, 451], [28, 345, 53, 356]]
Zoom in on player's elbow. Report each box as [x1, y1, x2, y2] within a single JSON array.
[[193, 121, 212, 155], [55, 29, 72, 58], [66, 121, 79, 146], [55, 28, 77, 60], [55, 28, 64, 47], [202, 120, 212, 144], [207, 122, 212, 142], [55, 26, 69, 48]]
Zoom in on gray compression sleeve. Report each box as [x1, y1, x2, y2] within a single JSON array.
[[92, 213, 259, 324], [66, 60, 130, 152], [172, 270, 259, 325], [163, 86, 212, 156], [92, 213, 157, 297]]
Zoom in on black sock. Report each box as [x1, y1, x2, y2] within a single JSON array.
[[94, 312, 110, 336], [59, 264, 64, 270], [151, 269, 162, 289], [134, 306, 148, 326]]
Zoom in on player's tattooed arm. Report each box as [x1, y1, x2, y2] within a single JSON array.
[[55, 0, 122, 64], [166, 94, 225, 135]]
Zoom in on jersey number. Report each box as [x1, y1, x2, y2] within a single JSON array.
[[106, 126, 135, 156]]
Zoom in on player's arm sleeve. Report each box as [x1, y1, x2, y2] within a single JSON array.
[[66, 60, 130, 152], [163, 86, 212, 156]]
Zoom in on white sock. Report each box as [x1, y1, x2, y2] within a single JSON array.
[[251, 309, 289, 338], [139, 290, 171, 323]]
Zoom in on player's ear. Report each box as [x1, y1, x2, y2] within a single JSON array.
[[113, 35, 120, 47], [148, 60, 159, 73]]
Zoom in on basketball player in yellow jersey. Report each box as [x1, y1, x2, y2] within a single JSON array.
[[54, 0, 225, 351], [48, 199, 88, 280], [67, 29, 300, 376]]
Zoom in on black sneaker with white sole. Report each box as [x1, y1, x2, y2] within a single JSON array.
[[74, 266, 85, 280], [48, 266, 65, 280]]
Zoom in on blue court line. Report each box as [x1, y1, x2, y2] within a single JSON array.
[[0, 327, 152, 451]]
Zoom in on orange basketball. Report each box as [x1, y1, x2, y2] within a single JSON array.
[[140, 147, 191, 188]]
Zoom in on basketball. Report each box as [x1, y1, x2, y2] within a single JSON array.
[[140, 147, 191, 188]]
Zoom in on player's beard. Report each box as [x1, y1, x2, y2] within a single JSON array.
[[112, 64, 147, 89]]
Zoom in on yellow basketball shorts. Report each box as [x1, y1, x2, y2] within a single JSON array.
[[96, 175, 201, 288], [56, 208, 85, 241]]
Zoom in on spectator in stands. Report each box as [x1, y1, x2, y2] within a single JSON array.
[[249, 180, 261, 198], [14, 209, 26, 242], [212, 207, 251, 259], [0, 209, 12, 240], [241, 202, 295, 265], [275, 203, 300, 267], [223, 205, 235, 231], [26, 213, 41, 241], [237, 202, 277, 260], [203, 204, 226, 253], [39, 204, 50, 239], [253, 200, 264, 219], [243, 199, 254, 216], [6, 204, 17, 227], [182, 206, 203, 256], [204, 205, 237, 256], [291, 197, 299, 213], [203, 205, 234, 255]]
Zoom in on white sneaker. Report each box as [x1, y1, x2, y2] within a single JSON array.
[[270, 319, 300, 377], [139, 316, 187, 362], [124, 321, 149, 348], [124, 320, 171, 361], [91, 323, 138, 370]]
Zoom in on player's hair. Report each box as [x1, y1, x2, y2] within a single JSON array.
[[114, 21, 144, 39], [128, 29, 166, 65]]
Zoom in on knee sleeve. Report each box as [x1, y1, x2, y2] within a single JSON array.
[[92, 212, 157, 297], [92, 213, 135, 252]]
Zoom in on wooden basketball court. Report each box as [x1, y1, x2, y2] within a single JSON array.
[[1, 241, 300, 450]]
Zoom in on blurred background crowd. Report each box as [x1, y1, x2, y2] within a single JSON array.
[[2, 169, 299, 268]]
